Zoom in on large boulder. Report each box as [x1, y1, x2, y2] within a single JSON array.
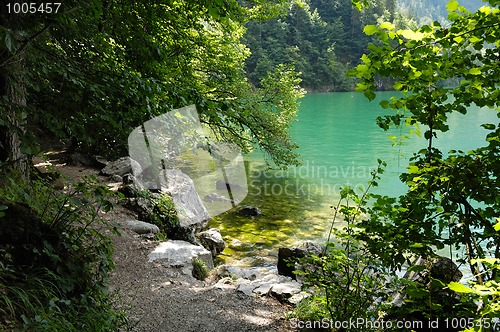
[[100, 157, 141, 177], [198, 228, 226, 256], [277, 241, 323, 280], [159, 169, 210, 243], [148, 240, 213, 277]]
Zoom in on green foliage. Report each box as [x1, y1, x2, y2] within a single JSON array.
[[0, 0, 302, 168], [292, 162, 393, 330], [192, 258, 210, 281], [137, 191, 179, 236], [448, 256, 500, 330], [0, 174, 127, 330], [349, 0, 500, 324]]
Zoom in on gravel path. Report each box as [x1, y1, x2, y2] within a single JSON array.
[[108, 223, 293, 332], [50, 156, 295, 332]]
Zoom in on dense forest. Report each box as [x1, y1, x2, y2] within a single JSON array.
[[244, 0, 485, 91]]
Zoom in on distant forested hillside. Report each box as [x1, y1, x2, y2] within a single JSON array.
[[399, 0, 485, 24], [243, 0, 485, 91], [243, 0, 412, 91]]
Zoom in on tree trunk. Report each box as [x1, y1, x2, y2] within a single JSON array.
[[0, 16, 30, 181]]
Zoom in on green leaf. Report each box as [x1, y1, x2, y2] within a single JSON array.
[[364, 25, 379, 36], [481, 123, 495, 130], [469, 68, 481, 75], [407, 264, 426, 273], [406, 285, 429, 298], [4, 30, 18, 52], [379, 100, 390, 109], [448, 282, 475, 293], [380, 22, 395, 31], [446, 0, 459, 12], [471, 258, 498, 265], [494, 218, 500, 231], [393, 82, 404, 91], [364, 91, 376, 101]]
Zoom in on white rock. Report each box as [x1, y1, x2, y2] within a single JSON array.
[[125, 220, 160, 234], [148, 240, 214, 272]]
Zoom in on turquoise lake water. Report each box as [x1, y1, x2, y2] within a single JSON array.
[[209, 91, 498, 266]]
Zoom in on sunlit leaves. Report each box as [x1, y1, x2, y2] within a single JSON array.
[[364, 25, 379, 36]]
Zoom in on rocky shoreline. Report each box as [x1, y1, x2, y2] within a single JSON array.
[[48, 153, 307, 331]]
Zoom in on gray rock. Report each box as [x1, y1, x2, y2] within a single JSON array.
[[214, 264, 307, 304], [125, 220, 160, 234], [214, 277, 236, 290], [269, 281, 301, 302], [288, 291, 311, 305], [392, 256, 463, 307], [100, 157, 142, 177], [111, 174, 123, 183], [278, 241, 323, 280], [237, 282, 257, 296], [159, 169, 210, 243], [198, 228, 226, 256], [120, 173, 145, 197], [148, 240, 213, 276], [70, 152, 96, 166], [252, 282, 275, 296], [217, 265, 276, 281], [237, 205, 261, 217]]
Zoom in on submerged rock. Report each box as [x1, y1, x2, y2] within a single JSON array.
[[237, 205, 262, 217], [204, 193, 239, 205]]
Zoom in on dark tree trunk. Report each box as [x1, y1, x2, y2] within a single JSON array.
[[0, 11, 30, 181]]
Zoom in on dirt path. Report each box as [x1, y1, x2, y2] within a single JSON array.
[[48, 157, 294, 332]]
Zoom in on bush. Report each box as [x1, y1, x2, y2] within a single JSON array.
[[0, 173, 128, 330], [290, 163, 394, 331], [192, 258, 209, 281], [134, 190, 179, 236]]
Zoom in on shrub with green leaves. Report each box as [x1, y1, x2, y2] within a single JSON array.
[[192, 258, 209, 281], [0, 173, 127, 330], [135, 190, 179, 236], [291, 163, 395, 331]]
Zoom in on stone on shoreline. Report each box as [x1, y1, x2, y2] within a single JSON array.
[[198, 228, 226, 256], [148, 240, 213, 277]]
